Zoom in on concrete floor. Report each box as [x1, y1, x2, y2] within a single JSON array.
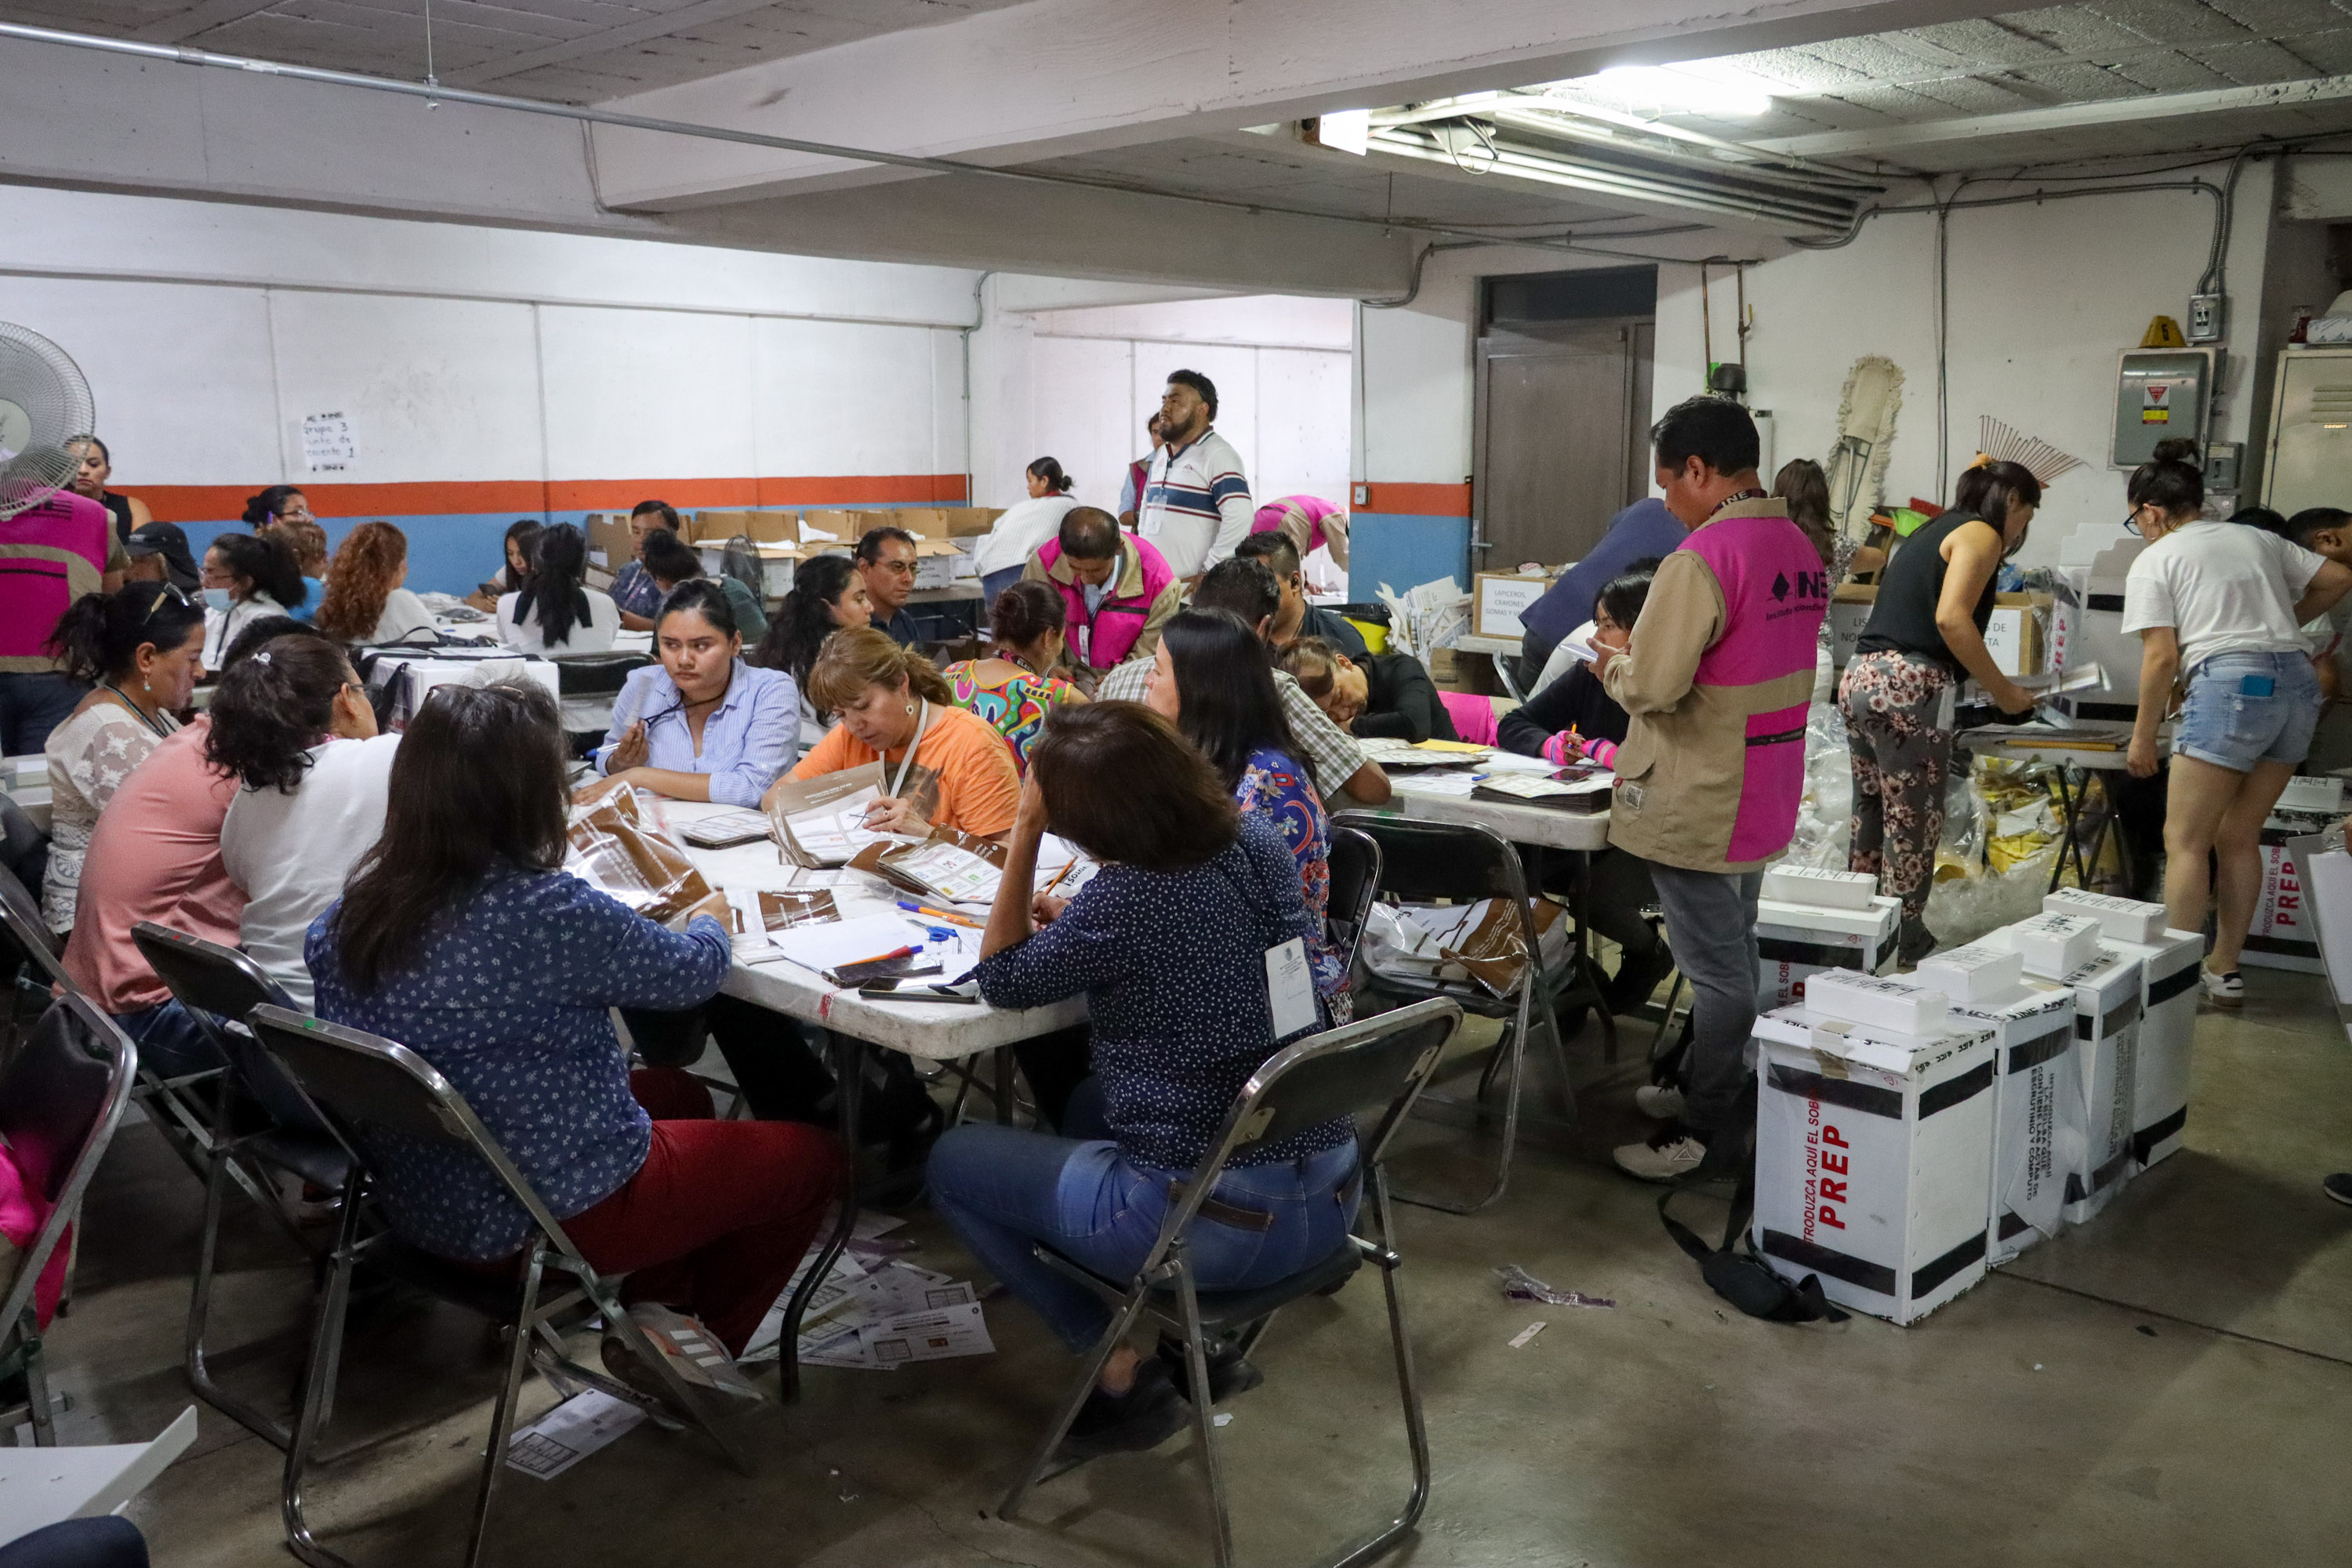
[[33, 970, 2352, 1568]]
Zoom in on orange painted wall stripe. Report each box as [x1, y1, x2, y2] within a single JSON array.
[[1360, 481, 1471, 517], [133, 475, 970, 523]]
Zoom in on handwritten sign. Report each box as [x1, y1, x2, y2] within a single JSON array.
[[301, 411, 358, 474]]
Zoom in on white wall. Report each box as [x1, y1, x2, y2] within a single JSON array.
[[970, 292, 1354, 514]]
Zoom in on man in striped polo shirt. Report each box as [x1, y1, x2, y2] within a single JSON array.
[[1138, 369, 1253, 584]]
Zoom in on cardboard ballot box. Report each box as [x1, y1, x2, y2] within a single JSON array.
[[1752, 1007, 1997, 1325], [1985, 929, 2143, 1227], [1944, 982, 2078, 1264], [1755, 895, 1900, 1010]]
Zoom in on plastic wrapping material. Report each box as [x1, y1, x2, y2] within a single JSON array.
[[1495, 1265, 1614, 1308], [565, 792, 714, 924], [1362, 897, 1568, 999], [1924, 840, 2059, 951], [1781, 699, 1855, 870]]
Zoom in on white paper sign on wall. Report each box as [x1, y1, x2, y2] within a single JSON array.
[[301, 412, 358, 474]]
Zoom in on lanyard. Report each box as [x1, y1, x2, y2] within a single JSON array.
[[1708, 488, 1769, 520], [891, 699, 931, 798], [99, 684, 172, 739]]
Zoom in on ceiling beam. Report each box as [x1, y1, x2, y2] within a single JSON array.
[[1749, 72, 2352, 158], [446, 0, 798, 87], [129, 0, 283, 45], [584, 0, 1996, 210]]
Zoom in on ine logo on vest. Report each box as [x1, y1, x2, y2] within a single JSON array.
[[1767, 568, 1829, 616]]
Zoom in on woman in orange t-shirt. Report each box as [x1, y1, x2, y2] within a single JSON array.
[[772, 626, 1021, 842]]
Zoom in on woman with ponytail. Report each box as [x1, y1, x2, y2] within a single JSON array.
[[209, 636, 396, 1007], [498, 523, 619, 655], [316, 521, 436, 644], [200, 531, 308, 663], [38, 583, 207, 931], [973, 456, 1083, 604]]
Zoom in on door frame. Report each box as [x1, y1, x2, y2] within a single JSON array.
[[1470, 317, 1653, 569]]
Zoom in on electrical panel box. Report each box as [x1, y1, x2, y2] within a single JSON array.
[[2204, 441, 2243, 493], [2111, 349, 2212, 468], [2186, 293, 2225, 343], [2263, 346, 2352, 515]]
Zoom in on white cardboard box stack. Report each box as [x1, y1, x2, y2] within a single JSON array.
[[2041, 891, 2201, 1170], [1943, 975, 2078, 1264], [1983, 927, 2143, 1225], [1751, 991, 1997, 1326], [1754, 891, 1900, 1010]]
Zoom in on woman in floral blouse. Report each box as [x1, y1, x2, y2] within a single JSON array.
[[940, 579, 1086, 775]]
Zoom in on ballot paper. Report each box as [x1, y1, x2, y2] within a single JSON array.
[[845, 1261, 976, 1323], [676, 808, 773, 849], [1395, 770, 1479, 797], [797, 1323, 880, 1370], [765, 763, 916, 866], [742, 1253, 871, 1362], [1357, 736, 1492, 769], [2013, 662, 2104, 696], [851, 836, 1004, 905], [864, 1302, 995, 1365], [758, 912, 932, 975], [505, 1391, 648, 1480]]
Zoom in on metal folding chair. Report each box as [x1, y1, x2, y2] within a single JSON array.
[[1334, 815, 1580, 1213], [1325, 824, 1382, 981], [0, 994, 136, 1446], [130, 923, 350, 1450], [0, 871, 223, 1190], [0, 849, 58, 1060], [999, 997, 1462, 1568], [244, 1004, 751, 1568]]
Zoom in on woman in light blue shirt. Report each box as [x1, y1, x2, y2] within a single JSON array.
[[594, 580, 796, 807]]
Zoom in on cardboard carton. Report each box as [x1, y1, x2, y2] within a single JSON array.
[[1827, 583, 1875, 668], [1472, 572, 1550, 640], [2042, 888, 2166, 945], [2244, 816, 2328, 972], [1752, 1007, 1997, 1324], [1755, 895, 1900, 1009], [585, 513, 633, 575], [1985, 933, 2143, 1225], [937, 507, 1002, 539], [2098, 928, 2203, 1168], [2048, 540, 2144, 722], [1981, 592, 2049, 678], [800, 510, 859, 543], [1802, 971, 1949, 1036], [2008, 911, 2101, 979], [1914, 942, 2025, 1004], [1944, 982, 2078, 1263]]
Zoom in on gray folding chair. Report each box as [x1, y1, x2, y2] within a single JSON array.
[[998, 996, 1462, 1568], [0, 871, 223, 1191], [1334, 814, 1580, 1214], [0, 993, 136, 1446], [1324, 824, 1381, 982], [130, 922, 349, 1450], [244, 1004, 751, 1568], [0, 847, 58, 1061]]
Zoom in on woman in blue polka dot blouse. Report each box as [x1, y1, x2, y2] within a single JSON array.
[[927, 702, 1358, 1461], [307, 681, 844, 1381]]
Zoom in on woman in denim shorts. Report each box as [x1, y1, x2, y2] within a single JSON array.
[[2122, 454, 2352, 1003]]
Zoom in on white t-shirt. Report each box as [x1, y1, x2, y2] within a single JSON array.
[[971, 495, 1080, 577], [366, 587, 437, 645], [219, 732, 401, 1009], [497, 587, 619, 654], [2119, 522, 2326, 670]]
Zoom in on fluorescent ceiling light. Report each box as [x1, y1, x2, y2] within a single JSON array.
[[1316, 107, 1371, 155], [1583, 64, 1775, 118]]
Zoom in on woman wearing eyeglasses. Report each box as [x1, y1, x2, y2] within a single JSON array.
[[2122, 451, 2352, 1002], [39, 583, 208, 931]]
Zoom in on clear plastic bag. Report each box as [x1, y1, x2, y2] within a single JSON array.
[[565, 790, 714, 924], [1781, 699, 1854, 869]]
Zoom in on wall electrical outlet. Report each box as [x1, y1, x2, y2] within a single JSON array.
[[1353, 483, 1370, 506]]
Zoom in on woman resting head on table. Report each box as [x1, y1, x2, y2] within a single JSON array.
[[775, 625, 1022, 841], [1145, 607, 1347, 1008], [1278, 637, 1464, 744], [592, 579, 797, 807], [929, 702, 1354, 1458], [308, 680, 843, 1377]]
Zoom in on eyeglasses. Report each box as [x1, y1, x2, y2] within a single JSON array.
[[139, 583, 193, 618]]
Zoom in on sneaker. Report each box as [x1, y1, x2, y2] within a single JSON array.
[[601, 1329, 702, 1424], [1157, 1335, 1264, 1405], [1056, 1357, 1188, 1462], [1613, 1124, 1709, 1183], [2323, 1173, 2352, 1207], [1633, 1083, 1686, 1120], [2201, 965, 2244, 1007]]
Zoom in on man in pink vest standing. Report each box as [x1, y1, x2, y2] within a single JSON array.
[[1594, 397, 1828, 1181]]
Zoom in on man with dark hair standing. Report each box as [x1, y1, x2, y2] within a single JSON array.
[[1025, 506, 1181, 677], [855, 525, 923, 646], [1597, 396, 1828, 1182], [1138, 370, 1252, 583], [1098, 557, 1390, 804], [1235, 532, 1367, 657]]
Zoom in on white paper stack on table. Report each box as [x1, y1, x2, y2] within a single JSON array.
[[1751, 975, 1998, 1325], [1754, 867, 1900, 1009], [741, 1214, 993, 1371], [2041, 889, 2201, 1169]]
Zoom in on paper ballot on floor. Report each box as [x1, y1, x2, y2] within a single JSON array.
[[864, 1301, 994, 1365], [505, 1391, 647, 1480]]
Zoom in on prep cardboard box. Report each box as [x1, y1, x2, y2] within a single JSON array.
[[1827, 582, 1875, 668], [1751, 1007, 1997, 1325], [2244, 813, 2331, 973], [1472, 572, 1550, 640], [1981, 591, 2049, 679], [2100, 927, 2202, 1168], [1985, 930, 2143, 1226], [1755, 895, 1900, 1010], [1944, 982, 2078, 1263]]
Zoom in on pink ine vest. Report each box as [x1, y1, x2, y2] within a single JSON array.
[[1040, 535, 1175, 670], [1252, 495, 1341, 554], [1679, 513, 1829, 864], [1, 491, 114, 661]]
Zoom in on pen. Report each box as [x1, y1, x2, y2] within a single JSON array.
[[897, 900, 984, 928]]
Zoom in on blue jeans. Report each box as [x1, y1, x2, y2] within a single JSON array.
[[2176, 651, 2323, 771], [978, 565, 1026, 615], [927, 1107, 1359, 1352], [0, 671, 88, 756], [118, 999, 321, 1131]]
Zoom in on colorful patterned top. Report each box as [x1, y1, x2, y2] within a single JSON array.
[[940, 660, 1084, 776], [1233, 746, 1346, 1001]]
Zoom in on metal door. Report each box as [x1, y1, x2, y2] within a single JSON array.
[[1472, 322, 1649, 571]]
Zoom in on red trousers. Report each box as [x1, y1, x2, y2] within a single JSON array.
[[559, 1069, 845, 1356]]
